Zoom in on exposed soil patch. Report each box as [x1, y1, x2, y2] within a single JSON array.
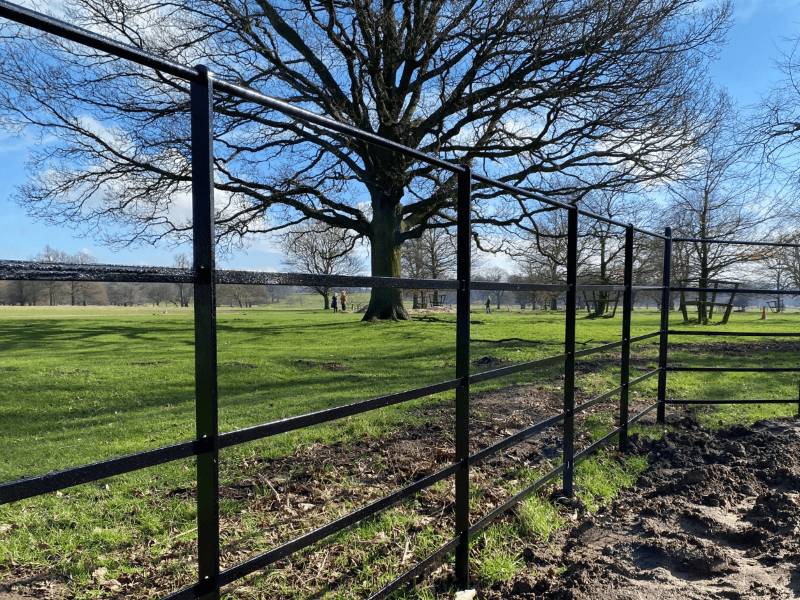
[[474, 355, 507, 368], [489, 417, 800, 599], [219, 360, 259, 370], [292, 358, 347, 371], [0, 572, 68, 600], [670, 340, 800, 357], [128, 359, 169, 366]]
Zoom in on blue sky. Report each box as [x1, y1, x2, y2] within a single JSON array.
[[1, 0, 800, 269]]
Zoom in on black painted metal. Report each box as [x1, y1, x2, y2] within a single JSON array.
[[469, 353, 564, 384], [468, 463, 566, 538], [473, 280, 568, 292], [573, 402, 658, 462], [672, 237, 800, 248], [217, 462, 460, 586], [630, 331, 664, 344], [574, 339, 623, 358], [574, 367, 660, 417], [470, 334, 660, 386], [669, 330, 800, 337], [671, 286, 800, 296], [562, 206, 578, 497], [628, 369, 661, 387], [0, 260, 195, 283], [0, 0, 199, 80], [657, 227, 673, 424], [668, 366, 800, 372], [0, 259, 566, 292], [0, 441, 200, 505], [366, 537, 460, 600], [190, 65, 220, 599], [667, 399, 796, 405], [619, 226, 635, 452], [576, 386, 623, 414], [218, 379, 460, 448], [218, 269, 459, 290], [454, 167, 472, 588], [470, 413, 565, 466], [0, 3, 763, 597]]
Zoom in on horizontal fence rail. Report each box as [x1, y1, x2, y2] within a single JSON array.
[[667, 399, 798, 405], [0, 259, 660, 294], [671, 286, 800, 296], [672, 237, 800, 248], [1, 1, 786, 598], [0, 441, 199, 504], [667, 366, 800, 373], [0, 260, 196, 283], [670, 330, 800, 337]]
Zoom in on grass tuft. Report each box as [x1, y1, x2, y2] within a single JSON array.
[[475, 523, 523, 585], [516, 494, 565, 541]]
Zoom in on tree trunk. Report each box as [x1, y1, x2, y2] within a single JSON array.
[[596, 239, 608, 317], [680, 291, 689, 323], [698, 263, 709, 324], [322, 291, 330, 310], [363, 199, 408, 321]]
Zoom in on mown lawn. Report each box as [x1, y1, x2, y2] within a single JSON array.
[[0, 303, 798, 598]]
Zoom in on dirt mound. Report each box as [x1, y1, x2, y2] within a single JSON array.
[[495, 418, 800, 599]]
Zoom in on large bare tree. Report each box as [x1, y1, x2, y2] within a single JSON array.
[[579, 187, 650, 316], [401, 226, 456, 307], [507, 206, 591, 310], [666, 96, 765, 323], [281, 223, 362, 309], [0, 0, 729, 319]]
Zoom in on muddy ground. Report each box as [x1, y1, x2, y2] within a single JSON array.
[[486, 417, 800, 600]]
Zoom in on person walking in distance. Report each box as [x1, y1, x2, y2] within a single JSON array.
[[331, 294, 338, 313], [485, 297, 491, 314], [340, 290, 348, 312]]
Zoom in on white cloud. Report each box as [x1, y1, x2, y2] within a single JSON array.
[[16, 0, 68, 18], [730, 0, 799, 23]]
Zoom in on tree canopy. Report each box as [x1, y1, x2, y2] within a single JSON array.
[[0, 0, 731, 318]]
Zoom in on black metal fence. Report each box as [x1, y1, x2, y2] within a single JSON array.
[[0, 2, 799, 598]]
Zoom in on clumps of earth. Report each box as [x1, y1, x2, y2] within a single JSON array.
[[473, 355, 506, 367], [486, 417, 800, 599]]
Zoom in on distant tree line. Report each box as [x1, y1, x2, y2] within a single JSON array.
[[0, 247, 293, 307]]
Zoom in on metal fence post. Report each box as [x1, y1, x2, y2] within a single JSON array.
[[454, 167, 472, 588], [562, 206, 578, 497], [191, 65, 220, 600], [657, 227, 672, 425], [619, 225, 634, 452]]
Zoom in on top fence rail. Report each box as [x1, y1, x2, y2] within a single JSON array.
[[0, 0, 666, 238], [672, 237, 800, 248]]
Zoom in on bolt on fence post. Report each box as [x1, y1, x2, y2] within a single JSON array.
[[657, 227, 673, 425], [562, 205, 578, 497], [454, 167, 472, 589], [191, 65, 220, 600], [619, 225, 634, 453]]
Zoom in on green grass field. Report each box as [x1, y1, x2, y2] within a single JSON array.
[[1, 302, 798, 598]]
